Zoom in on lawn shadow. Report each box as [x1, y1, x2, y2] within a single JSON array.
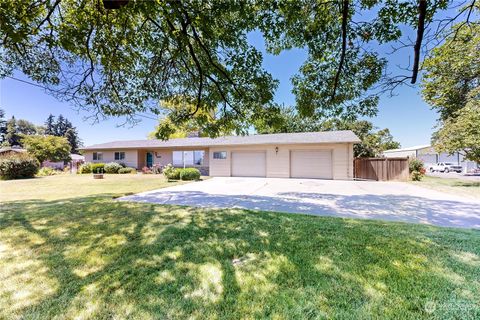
[[1, 196, 479, 319], [120, 190, 480, 229]]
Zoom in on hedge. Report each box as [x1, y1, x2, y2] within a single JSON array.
[[118, 167, 137, 174], [104, 162, 124, 174], [179, 168, 201, 181]]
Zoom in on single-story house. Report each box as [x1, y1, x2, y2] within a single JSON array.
[[383, 145, 478, 171], [43, 154, 85, 172], [81, 130, 360, 180], [0, 146, 27, 155]]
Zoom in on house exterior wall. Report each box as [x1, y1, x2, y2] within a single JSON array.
[[84, 150, 139, 168], [83, 143, 355, 179], [209, 143, 354, 180]]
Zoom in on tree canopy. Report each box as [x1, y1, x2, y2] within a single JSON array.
[[422, 23, 480, 162], [22, 135, 71, 163], [1, 1, 478, 136]]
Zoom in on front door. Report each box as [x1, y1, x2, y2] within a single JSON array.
[[146, 152, 153, 168]]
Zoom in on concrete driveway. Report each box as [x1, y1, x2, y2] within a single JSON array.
[[120, 177, 480, 229]]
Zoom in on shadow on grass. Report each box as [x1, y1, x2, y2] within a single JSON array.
[[0, 196, 479, 319]]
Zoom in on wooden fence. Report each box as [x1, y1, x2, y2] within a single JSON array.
[[354, 157, 409, 181]]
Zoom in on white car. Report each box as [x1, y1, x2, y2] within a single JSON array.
[[429, 162, 463, 173]]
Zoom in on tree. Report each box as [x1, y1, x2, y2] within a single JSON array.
[[422, 24, 480, 121], [422, 22, 480, 160], [1, 1, 478, 136], [433, 93, 480, 163], [0, 108, 6, 144], [21, 135, 71, 164], [16, 119, 38, 135], [64, 128, 81, 154], [2, 116, 21, 147], [44, 114, 56, 135]]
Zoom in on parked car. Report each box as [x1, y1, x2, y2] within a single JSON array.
[[429, 162, 463, 173]]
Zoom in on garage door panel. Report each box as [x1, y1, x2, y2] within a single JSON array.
[[232, 152, 266, 177], [290, 150, 332, 179]]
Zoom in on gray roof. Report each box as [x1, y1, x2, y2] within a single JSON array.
[[81, 130, 361, 150]]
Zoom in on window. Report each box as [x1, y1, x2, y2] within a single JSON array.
[[172, 150, 205, 166], [172, 151, 184, 166], [194, 151, 205, 165], [93, 152, 103, 161], [114, 152, 125, 160], [213, 151, 227, 159]]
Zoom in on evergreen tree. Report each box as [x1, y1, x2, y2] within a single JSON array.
[[44, 114, 56, 135], [54, 114, 67, 136], [64, 127, 82, 154], [0, 108, 7, 144], [3, 116, 21, 147]]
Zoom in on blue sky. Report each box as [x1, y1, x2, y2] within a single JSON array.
[[0, 30, 438, 148]]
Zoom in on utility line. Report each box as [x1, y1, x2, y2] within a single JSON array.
[[3, 75, 159, 121]]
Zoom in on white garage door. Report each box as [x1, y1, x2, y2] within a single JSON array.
[[231, 151, 266, 177], [290, 150, 333, 179]]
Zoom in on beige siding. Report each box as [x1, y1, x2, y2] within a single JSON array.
[[210, 143, 354, 180], [84, 150, 138, 168], [84, 143, 354, 179]]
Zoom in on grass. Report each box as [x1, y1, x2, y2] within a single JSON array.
[[412, 176, 480, 200], [0, 175, 479, 319]]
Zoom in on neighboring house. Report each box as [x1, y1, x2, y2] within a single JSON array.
[[43, 154, 85, 171], [0, 146, 27, 155], [383, 145, 478, 171], [81, 130, 360, 179]]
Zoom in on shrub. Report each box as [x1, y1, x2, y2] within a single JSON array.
[[104, 162, 123, 174], [179, 168, 201, 181], [409, 159, 424, 173], [409, 159, 425, 181], [411, 171, 423, 181], [37, 167, 61, 176], [118, 167, 137, 174], [91, 163, 105, 173], [78, 162, 92, 174], [163, 164, 180, 180], [0, 152, 39, 180]]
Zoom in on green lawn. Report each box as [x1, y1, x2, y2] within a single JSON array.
[[1, 175, 479, 319], [412, 176, 480, 200]]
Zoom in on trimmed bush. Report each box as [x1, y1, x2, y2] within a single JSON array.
[[37, 167, 61, 176], [0, 152, 39, 180], [118, 167, 137, 174], [91, 163, 105, 173], [163, 164, 180, 180], [179, 168, 201, 181], [104, 162, 123, 174], [78, 162, 92, 174]]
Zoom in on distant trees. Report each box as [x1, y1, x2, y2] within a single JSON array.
[[2, 116, 22, 147], [0, 108, 8, 144], [44, 114, 82, 153], [0, 112, 82, 153]]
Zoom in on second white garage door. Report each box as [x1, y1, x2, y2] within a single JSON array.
[[290, 150, 333, 179], [231, 151, 266, 177]]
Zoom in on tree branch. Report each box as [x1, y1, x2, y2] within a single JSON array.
[[411, 0, 427, 84], [331, 0, 348, 101]]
